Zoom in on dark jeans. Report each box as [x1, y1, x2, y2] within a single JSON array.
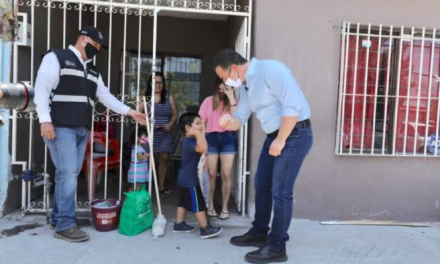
[[250, 126, 313, 251]]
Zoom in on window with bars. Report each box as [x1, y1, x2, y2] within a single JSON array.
[[121, 51, 202, 115], [336, 22, 440, 157]]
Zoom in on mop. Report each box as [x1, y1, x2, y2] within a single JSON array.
[[143, 96, 166, 237]]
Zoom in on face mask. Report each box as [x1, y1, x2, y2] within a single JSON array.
[[83, 39, 99, 59], [219, 92, 227, 100], [225, 69, 242, 88]]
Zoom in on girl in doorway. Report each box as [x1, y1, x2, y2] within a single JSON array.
[[128, 127, 150, 191], [198, 78, 238, 220]]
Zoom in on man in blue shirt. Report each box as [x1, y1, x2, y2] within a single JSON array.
[[214, 49, 314, 263]]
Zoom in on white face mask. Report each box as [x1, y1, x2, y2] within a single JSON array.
[[225, 69, 242, 88], [225, 77, 242, 88]]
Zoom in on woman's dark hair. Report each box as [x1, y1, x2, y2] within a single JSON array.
[[130, 127, 148, 146], [178, 112, 200, 135], [212, 49, 248, 71], [212, 77, 232, 113], [145, 72, 167, 104]]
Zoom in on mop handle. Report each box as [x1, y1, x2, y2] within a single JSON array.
[[143, 96, 163, 215]]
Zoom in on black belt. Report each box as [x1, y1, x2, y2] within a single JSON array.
[[267, 119, 311, 138]]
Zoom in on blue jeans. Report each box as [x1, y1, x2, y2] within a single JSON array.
[[44, 127, 88, 232], [250, 126, 313, 252]]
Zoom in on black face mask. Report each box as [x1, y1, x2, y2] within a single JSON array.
[[219, 92, 227, 101], [84, 43, 99, 59]]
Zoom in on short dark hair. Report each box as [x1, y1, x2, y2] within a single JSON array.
[[178, 112, 200, 135], [130, 127, 148, 146], [212, 49, 248, 71]]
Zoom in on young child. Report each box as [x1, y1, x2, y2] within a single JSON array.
[[173, 113, 223, 239], [127, 127, 149, 191]]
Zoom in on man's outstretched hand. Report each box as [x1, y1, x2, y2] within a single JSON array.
[[128, 109, 147, 126]]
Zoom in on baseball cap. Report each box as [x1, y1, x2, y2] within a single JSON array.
[[78, 26, 108, 49]]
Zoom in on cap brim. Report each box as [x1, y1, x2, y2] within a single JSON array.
[[91, 37, 108, 49]]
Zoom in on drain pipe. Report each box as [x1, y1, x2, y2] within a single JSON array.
[[0, 40, 12, 214]]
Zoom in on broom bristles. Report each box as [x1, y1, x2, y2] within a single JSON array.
[[152, 214, 166, 237]]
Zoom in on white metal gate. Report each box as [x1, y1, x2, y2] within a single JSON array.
[[232, 17, 250, 215], [8, 0, 253, 216]]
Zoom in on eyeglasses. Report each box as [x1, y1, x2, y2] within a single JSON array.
[[155, 82, 164, 86]]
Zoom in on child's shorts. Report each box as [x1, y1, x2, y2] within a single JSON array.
[[178, 186, 207, 213]]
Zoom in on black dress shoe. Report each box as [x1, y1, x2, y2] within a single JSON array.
[[245, 245, 288, 264], [230, 231, 268, 247]]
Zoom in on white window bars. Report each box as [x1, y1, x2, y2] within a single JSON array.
[[19, 0, 251, 16], [336, 22, 440, 157]]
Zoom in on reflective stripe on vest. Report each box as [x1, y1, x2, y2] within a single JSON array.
[[60, 68, 98, 84], [52, 94, 94, 107], [60, 68, 84, 78], [87, 75, 98, 84]]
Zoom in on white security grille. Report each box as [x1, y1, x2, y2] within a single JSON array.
[[10, 0, 252, 215], [336, 22, 440, 157]]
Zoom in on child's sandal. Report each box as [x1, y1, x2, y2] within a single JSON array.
[[219, 211, 229, 220], [207, 208, 217, 217]]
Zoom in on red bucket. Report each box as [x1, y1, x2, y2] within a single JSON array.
[[90, 199, 122, 232]]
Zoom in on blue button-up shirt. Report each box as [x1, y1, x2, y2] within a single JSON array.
[[233, 58, 311, 134]]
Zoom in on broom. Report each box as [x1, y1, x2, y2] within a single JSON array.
[[143, 96, 166, 237]]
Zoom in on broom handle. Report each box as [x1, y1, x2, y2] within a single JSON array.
[[143, 96, 163, 215]]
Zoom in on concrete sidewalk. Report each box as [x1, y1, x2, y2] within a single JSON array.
[[0, 211, 439, 264]]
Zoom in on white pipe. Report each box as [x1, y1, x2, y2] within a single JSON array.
[[27, 9, 35, 163], [89, 106, 95, 202], [402, 27, 415, 155], [88, 0, 98, 203], [392, 27, 405, 155], [133, 2, 142, 189], [118, 0, 129, 200], [237, 126, 243, 212], [63, 0, 67, 49], [424, 29, 436, 156], [104, 3, 114, 200], [339, 22, 351, 154], [382, 25, 393, 155], [413, 28, 425, 155], [349, 23, 360, 154], [371, 24, 382, 154], [360, 24, 371, 154], [44, 2, 51, 173], [149, 9, 158, 195], [335, 21, 347, 154], [242, 123, 248, 216], [79, 3, 82, 29], [435, 81, 440, 156], [243, 0, 253, 215]]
